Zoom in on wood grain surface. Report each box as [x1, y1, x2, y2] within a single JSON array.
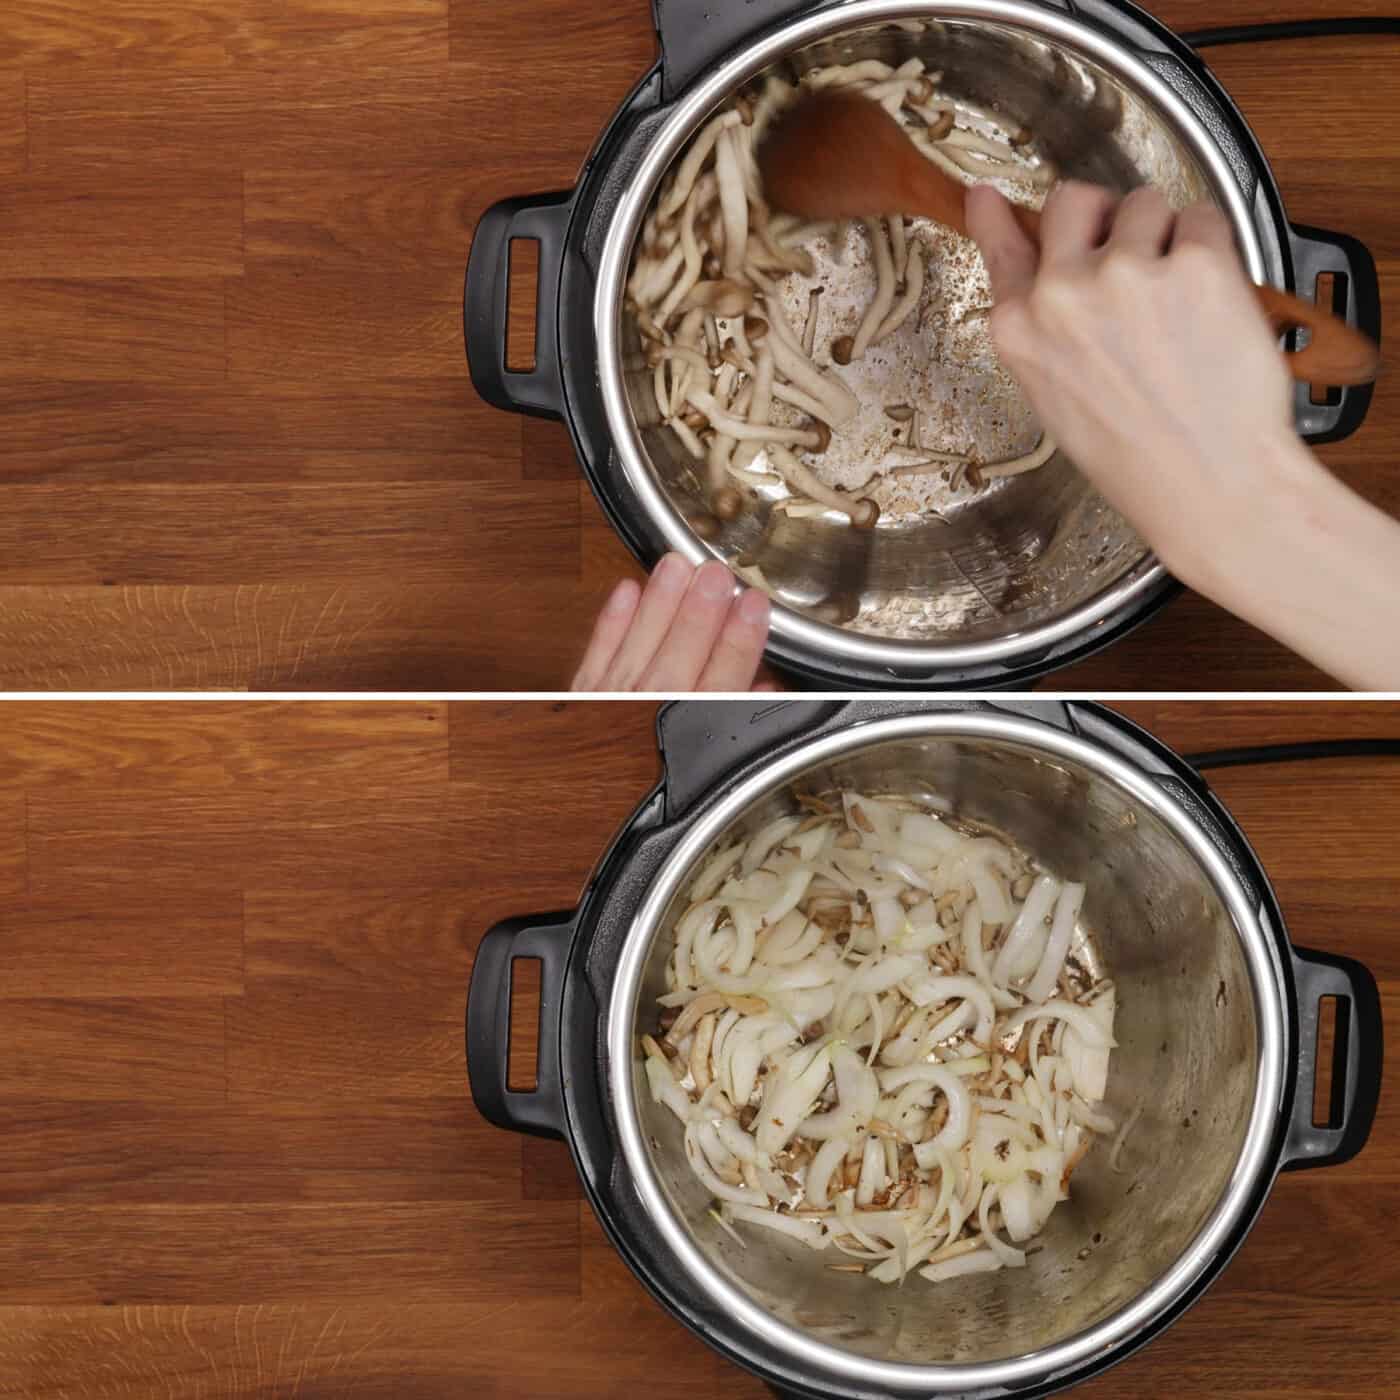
[[0, 698, 1396, 1397], [0, 0, 1393, 689]]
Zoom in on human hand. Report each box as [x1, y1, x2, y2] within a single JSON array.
[[965, 182, 1311, 583], [572, 553, 777, 692]]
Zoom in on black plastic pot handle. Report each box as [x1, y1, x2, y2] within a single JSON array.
[[465, 910, 577, 1139], [1280, 944, 1383, 1171], [653, 0, 812, 99], [464, 191, 573, 419], [1287, 223, 1381, 444]]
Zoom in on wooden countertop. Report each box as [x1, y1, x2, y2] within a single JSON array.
[[0, 0, 1393, 689], [0, 699, 1396, 1396]]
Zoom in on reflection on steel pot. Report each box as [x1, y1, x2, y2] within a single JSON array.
[[465, 1, 1380, 690], [467, 701, 1382, 1399]]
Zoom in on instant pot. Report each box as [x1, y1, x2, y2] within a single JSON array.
[[465, 0, 1381, 689], [466, 699, 1382, 1400]]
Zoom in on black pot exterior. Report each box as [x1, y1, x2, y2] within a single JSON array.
[[465, 700, 1383, 1399], [463, 0, 1380, 690]]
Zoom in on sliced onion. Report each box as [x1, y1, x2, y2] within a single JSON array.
[[692, 843, 744, 902], [855, 1134, 886, 1206], [724, 1203, 828, 1248], [755, 1041, 833, 1156], [921, 1248, 1003, 1283], [1003, 998, 1116, 1049], [805, 1135, 851, 1209], [1063, 983, 1116, 1101], [644, 1054, 692, 1123], [686, 1120, 768, 1206], [742, 815, 802, 874], [1024, 881, 1084, 1003], [991, 874, 1059, 987], [658, 783, 1116, 1289], [977, 1185, 1026, 1268]]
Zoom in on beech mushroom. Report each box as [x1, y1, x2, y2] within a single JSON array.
[[888, 214, 908, 284], [872, 241, 924, 343], [657, 110, 742, 221], [973, 433, 1058, 482], [848, 218, 896, 361], [770, 445, 879, 527], [802, 287, 823, 357]]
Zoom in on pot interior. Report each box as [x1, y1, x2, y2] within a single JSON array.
[[628, 730, 1260, 1370], [617, 12, 1229, 655]]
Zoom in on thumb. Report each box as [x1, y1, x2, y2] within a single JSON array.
[[965, 185, 1038, 305]]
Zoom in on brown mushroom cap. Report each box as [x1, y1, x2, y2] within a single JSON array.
[[926, 110, 954, 141], [850, 498, 880, 529], [831, 334, 855, 366], [712, 486, 744, 521], [743, 315, 769, 344]]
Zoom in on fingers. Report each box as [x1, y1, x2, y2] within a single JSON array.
[[593, 551, 694, 689], [1040, 181, 1115, 269], [1170, 201, 1235, 259], [1106, 186, 1175, 257], [696, 587, 771, 691], [965, 185, 1038, 304], [575, 554, 772, 692], [637, 560, 740, 690], [571, 576, 641, 691]]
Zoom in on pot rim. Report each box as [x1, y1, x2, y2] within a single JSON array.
[[605, 711, 1287, 1393], [592, 0, 1267, 673]]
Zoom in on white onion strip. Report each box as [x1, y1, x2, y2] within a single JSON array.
[[648, 786, 1116, 1290]]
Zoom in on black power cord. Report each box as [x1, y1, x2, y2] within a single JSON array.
[[1184, 739, 1400, 772], [1181, 16, 1400, 48]]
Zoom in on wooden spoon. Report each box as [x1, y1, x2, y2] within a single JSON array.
[[759, 91, 1379, 387]]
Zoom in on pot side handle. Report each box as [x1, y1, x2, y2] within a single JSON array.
[[653, 0, 812, 99], [466, 910, 577, 1139], [1287, 223, 1381, 445], [464, 191, 573, 419], [1280, 944, 1383, 1171]]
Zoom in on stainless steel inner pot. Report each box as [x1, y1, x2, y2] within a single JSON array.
[[595, 0, 1266, 675], [606, 714, 1285, 1394]]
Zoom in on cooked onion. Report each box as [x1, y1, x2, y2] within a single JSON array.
[[650, 786, 1118, 1287]]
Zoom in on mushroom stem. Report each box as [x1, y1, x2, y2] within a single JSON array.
[[686, 388, 826, 448], [716, 128, 749, 281], [942, 127, 1017, 162], [974, 433, 1058, 481], [630, 241, 685, 308], [763, 296, 859, 425], [667, 414, 706, 459], [887, 450, 971, 478], [888, 215, 908, 284], [770, 445, 879, 527], [850, 218, 896, 361], [804, 59, 894, 89], [652, 360, 670, 423], [658, 110, 742, 221], [658, 173, 716, 321], [873, 242, 924, 343], [802, 287, 823, 358], [731, 343, 775, 473]]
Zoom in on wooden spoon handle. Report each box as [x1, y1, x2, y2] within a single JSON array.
[[908, 162, 1379, 387]]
